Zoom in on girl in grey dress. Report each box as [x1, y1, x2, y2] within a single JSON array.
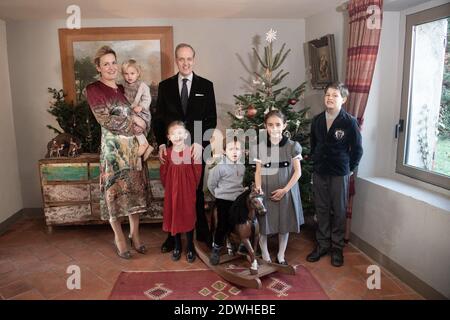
[[254, 110, 304, 265]]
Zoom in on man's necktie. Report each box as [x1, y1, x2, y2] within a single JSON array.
[[181, 78, 188, 115]]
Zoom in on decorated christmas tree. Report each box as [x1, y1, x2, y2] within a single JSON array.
[[47, 88, 101, 153], [229, 29, 314, 213]]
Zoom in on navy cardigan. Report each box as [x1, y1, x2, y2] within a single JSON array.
[[310, 108, 363, 176]]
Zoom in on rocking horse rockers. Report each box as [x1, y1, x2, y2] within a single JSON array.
[[194, 185, 296, 289]]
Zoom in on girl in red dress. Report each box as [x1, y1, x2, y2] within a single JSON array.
[[160, 121, 203, 263]]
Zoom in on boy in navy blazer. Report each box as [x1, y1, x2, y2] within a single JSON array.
[[306, 82, 363, 267]]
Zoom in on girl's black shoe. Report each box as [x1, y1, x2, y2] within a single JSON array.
[[172, 249, 181, 261], [275, 258, 288, 266], [187, 250, 196, 263]]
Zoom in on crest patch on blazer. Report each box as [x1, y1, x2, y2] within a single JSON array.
[[335, 129, 345, 140]]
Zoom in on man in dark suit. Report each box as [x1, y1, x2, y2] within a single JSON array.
[[153, 43, 217, 257]]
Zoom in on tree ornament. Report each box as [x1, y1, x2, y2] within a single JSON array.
[[289, 99, 298, 105], [234, 104, 245, 119], [247, 105, 257, 118]]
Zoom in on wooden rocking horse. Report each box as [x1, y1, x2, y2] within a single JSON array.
[[195, 184, 296, 289]]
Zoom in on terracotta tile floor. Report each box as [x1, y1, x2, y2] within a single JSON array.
[[0, 214, 424, 300]]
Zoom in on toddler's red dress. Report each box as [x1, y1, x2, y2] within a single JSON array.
[[160, 146, 202, 235]]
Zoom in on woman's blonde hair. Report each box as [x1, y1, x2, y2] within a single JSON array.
[[121, 59, 142, 76], [93, 45, 116, 67]]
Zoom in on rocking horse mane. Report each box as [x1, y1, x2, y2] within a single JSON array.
[[228, 188, 252, 226]]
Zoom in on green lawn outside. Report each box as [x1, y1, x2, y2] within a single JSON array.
[[434, 137, 450, 176]]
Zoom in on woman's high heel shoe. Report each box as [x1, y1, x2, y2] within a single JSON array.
[[113, 240, 131, 260], [129, 235, 147, 254]]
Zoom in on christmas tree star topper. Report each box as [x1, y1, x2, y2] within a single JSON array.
[[265, 28, 277, 43]]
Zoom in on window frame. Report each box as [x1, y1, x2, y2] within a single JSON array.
[[396, 3, 450, 190]]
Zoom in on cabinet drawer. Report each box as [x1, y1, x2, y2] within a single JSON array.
[[44, 204, 92, 224], [39, 155, 164, 227], [91, 203, 101, 219], [90, 183, 101, 201], [41, 163, 88, 182], [43, 184, 90, 202], [89, 163, 100, 180]]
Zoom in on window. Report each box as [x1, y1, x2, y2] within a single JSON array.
[[396, 3, 450, 190]]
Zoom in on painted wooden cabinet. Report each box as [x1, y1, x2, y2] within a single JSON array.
[[39, 154, 164, 232]]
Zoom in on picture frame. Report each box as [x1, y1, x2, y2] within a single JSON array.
[[58, 26, 174, 104], [306, 34, 338, 89]]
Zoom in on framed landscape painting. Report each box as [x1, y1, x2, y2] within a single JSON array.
[[58, 26, 174, 104]]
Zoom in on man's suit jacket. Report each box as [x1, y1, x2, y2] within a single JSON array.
[[153, 72, 217, 148]]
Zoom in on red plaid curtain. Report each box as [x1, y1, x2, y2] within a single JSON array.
[[344, 0, 383, 232]]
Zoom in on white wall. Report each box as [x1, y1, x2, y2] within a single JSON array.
[[305, 1, 450, 298], [0, 19, 23, 223], [6, 18, 306, 208], [352, 178, 450, 297]]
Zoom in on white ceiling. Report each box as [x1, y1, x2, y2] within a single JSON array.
[[0, 0, 433, 21], [384, 0, 434, 11], [0, 0, 345, 21]]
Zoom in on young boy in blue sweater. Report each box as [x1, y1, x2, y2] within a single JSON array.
[[207, 138, 245, 265]]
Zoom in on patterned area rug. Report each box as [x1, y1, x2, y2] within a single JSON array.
[[109, 265, 329, 300]]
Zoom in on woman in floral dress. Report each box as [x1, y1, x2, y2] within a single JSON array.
[[86, 46, 149, 259]]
